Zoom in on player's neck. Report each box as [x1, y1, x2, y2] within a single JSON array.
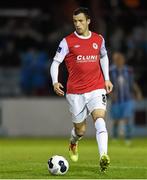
[[82, 30, 90, 37], [74, 31, 91, 39]]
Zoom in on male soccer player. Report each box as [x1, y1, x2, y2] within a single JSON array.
[[50, 7, 113, 172]]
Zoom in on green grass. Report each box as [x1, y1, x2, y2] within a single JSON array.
[[0, 137, 147, 179]]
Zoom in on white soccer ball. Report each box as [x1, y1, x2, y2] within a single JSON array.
[[47, 155, 69, 175]]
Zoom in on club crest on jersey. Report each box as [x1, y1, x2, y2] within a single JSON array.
[[92, 43, 98, 49]]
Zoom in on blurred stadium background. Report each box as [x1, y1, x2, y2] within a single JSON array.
[[0, 0, 147, 138]]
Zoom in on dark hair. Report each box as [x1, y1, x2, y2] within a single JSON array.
[[73, 7, 90, 19]]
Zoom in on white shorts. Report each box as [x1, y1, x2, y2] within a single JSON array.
[[66, 89, 107, 123]]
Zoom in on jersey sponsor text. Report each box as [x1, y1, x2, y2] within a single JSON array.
[[76, 55, 98, 62]]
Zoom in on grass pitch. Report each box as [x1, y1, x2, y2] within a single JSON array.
[[0, 137, 147, 179]]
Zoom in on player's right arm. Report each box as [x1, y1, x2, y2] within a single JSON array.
[[50, 61, 64, 96], [50, 38, 69, 96]]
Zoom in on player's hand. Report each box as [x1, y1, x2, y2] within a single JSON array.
[[105, 80, 113, 94], [53, 82, 64, 96]]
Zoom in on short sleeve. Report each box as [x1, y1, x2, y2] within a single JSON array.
[[53, 38, 69, 63]]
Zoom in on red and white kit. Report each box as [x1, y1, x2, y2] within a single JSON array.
[[54, 31, 109, 94], [51, 31, 110, 122]]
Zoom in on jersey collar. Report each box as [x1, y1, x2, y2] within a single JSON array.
[[74, 31, 92, 39]]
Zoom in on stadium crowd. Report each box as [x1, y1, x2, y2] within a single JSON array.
[[0, 0, 146, 97]]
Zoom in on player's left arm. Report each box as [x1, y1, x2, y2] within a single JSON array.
[[99, 36, 113, 94]]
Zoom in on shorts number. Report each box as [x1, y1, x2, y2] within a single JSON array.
[[102, 94, 107, 103]]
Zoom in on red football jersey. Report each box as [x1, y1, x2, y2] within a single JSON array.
[[64, 32, 105, 94]]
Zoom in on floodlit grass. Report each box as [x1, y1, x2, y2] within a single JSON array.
[[0, 137, 147, 179]]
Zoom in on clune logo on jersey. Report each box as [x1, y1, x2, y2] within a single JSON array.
[[76, 55, 98, 62]]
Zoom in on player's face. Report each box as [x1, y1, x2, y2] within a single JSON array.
[[73, 13, 90, 36]]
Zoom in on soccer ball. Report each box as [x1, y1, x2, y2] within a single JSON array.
[[47, 155, 69, 175]]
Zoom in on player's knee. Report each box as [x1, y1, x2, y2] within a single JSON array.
[[93, 114, 105, 122], [92, 110, 105, 122]]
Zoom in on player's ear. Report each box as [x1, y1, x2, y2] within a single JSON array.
[[87, 19, 90, 25]]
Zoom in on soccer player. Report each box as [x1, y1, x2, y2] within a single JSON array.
[[50, 7, 113, 172], [110, 52, 142, 143]]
